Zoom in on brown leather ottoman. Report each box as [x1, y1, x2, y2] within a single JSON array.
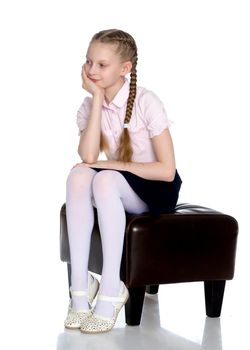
[[60, 203, 238, 326]]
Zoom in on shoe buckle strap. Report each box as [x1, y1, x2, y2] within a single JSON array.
[[97, 295, 125, 303], [70, 287, 88, 297]]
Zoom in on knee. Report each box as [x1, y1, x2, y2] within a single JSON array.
[[92, 170, 118, 201], [66, 164, 94, 193]]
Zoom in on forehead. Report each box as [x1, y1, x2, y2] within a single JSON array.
[[86, 41, 119, 62]]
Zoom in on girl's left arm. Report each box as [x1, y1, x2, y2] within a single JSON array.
[[78, 129, 176, 182]]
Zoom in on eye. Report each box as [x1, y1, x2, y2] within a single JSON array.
[[85, 59, 91, 65], [99, 64, 106, 68]]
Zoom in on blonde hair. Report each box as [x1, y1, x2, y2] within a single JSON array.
[[90, 29, 138, 163]]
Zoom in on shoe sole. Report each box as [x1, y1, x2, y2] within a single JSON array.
[[64, 324, 81, 329]]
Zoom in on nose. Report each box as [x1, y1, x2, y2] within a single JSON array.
[[88, 63, 98, 76]]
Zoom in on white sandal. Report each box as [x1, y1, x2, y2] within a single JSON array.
[[64, 272, 99, 329], [80, 281, 129, 333]]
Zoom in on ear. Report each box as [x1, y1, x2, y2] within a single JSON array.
[[121, 61, 133, 76]]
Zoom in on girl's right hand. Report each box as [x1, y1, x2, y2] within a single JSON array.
[[81, 64, 104, 97]]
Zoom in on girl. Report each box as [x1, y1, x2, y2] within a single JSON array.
[[64, 29, 182, 334]]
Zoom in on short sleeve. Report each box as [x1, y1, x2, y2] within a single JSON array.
[[76, 97, 92, 136], [139, 90, 172, 138]]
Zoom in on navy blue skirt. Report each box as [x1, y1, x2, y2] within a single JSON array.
[[89, 167, 182, 216]]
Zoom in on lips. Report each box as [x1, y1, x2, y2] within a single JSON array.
[[89, 78, 100, 83]]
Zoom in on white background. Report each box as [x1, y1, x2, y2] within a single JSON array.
[[0, 0, 249, 349]]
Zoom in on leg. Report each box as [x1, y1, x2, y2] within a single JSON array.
[[66, 164, 97, 310], [125, 286, 146, 326], [92, 170, 149, 318], [204, 280, 226, 317], [146, 285, 159, 294]]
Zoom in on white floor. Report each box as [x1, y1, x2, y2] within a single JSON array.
[[54, 277, 248, 350], [56, 284, 227, 350], [0, 276, 248, 350], [2, 271, 246, 350]]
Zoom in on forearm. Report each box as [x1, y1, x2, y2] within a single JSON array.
[[78, 93, 104, 163], [124, 161, 175, 182], [86, 160, 175, 182]]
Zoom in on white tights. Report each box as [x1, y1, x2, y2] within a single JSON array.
[[66, 164, 149, 317]]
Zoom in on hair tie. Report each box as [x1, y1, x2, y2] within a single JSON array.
[[124, 123, 129, 128]]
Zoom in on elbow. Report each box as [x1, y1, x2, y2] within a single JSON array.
[[165, 168, 176, 182], [77, 149, 98, 164], [84, 159, 98, 165]]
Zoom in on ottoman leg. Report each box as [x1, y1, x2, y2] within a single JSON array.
[[146, 285, 159, 294], [125, 286, 146, 326], [204, 280, 226, 317]]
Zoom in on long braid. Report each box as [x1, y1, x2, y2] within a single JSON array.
[[91, 29, 138, 162], [117, 62, 137, 162]]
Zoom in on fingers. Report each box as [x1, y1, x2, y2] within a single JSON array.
[[81, 64, 86, 81], [81, 65, 88, 90], [81, 64, 92, 87], [81, 64, 86, 77]]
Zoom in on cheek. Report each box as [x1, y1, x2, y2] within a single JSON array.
[[105, 68, 120, 80], [101, 72, 113, 81]]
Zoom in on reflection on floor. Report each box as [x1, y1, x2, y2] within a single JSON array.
[[57, 284, 225, 350]]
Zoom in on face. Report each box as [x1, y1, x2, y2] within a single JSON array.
[[85, 41, 132, 90]]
